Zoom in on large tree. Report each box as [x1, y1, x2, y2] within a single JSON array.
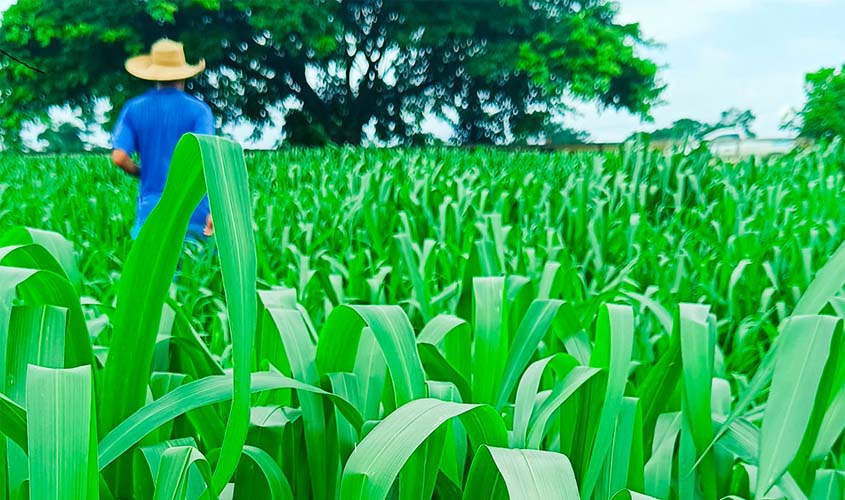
[[790, 65, 845, 140], [0, 0, 662, 146]]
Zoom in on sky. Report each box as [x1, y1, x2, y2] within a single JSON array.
[[577, 0, 845, 141], [2, 0, 845, 143]]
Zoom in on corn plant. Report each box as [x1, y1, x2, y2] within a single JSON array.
[[0, 140, 843, 498]]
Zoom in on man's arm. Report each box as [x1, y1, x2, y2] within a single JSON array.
[[111, 149, 140, 177]]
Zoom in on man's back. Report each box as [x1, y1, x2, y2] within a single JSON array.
[[113, 87, 213, 236]]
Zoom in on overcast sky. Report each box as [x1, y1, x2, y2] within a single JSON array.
[[2, 0, 845, 142], [580, 0, 845, 140]]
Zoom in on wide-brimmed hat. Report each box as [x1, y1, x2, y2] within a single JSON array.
[[125, 39, 205, 81]]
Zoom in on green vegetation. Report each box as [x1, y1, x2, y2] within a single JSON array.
[[791, 65, 845, 140], [1, 142, 845, 499]]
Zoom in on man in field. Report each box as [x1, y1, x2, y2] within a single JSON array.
[[111, 38, 214, 240]]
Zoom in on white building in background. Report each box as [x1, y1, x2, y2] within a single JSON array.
[[702, 126, 797, 158]]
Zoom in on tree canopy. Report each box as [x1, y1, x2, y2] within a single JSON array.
[[0, 0, 662, 146], [790, 65, 845, 140]]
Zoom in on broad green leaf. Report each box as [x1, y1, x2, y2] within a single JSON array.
[[811, 381, 845, 460], [0, 244, 69, 282], [510, 353, 578, 448], [327, 372, 361, 463], [582, 304, 634, 499], [133, 438, 203, 500], [793, 238, 845, 316], [26, 365, 97, 500], [0, 266, 93, 370], [679, 303, 717, 500], [0, 392, 27, 452], [99, 134, 256, 496], [526, 366, 602, 449], [6, 305, 66, 496], [462, 445, 581, 500], [418, 314, 471, 401], [0, 227, 80, 287], [594, 397, 641, 499], [472, 277, 507, 405], [712, 414, 809, 499], [707, 238, 845, 462], [809, 470, 844, 500], [316, 304, 427, 405], [427, 381, 467, 486], [263, 307, 334, 500], [644, 412, 681, 499], [152, 446, 213, 500], [235, 445, 294, 500], [395, 232, 432, 321], [757, 315, 839, 498], [496, 299, 569, 410], [99, 372, 362, 471], [339, 398, 508, 500]]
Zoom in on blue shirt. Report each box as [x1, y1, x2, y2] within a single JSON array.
[[112, 88, 213, 238]]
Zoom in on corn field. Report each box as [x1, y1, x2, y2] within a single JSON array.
[[0, 137, 844, 499]]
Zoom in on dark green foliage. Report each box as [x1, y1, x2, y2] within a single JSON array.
[[0, 0, 661, 145], [792, 65, 845, 140]]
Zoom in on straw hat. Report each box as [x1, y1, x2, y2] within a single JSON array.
[[125, 39, 206, 81]]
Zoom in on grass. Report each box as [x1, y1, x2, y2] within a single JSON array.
[[0, 138, 844, 499]]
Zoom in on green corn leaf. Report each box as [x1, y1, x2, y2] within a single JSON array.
[[811, 381, 845, 460], [316, 305, 427, 405], [472, 277, 508, 405], [712, 414, 808, 499], [808, 470, 844, 500], [263, 306, 335, 500], [166, 297, 224, 378], [339, 398, 508, 500], [418, 314, 471, 401], [757, 315, 839, 498], [327, 372, 361, 463], [418, 343, 471, 403], [511, 354, 578, 448], [0, 267, 94, 370], [707, 238, 845, 462], [582, 304, 634, 499], [6, 304, 66, 495], [236, 445, 294, 500], [496, 299, 570, 410], [133, 438, 202, 500], [526, 367, 602, 449], [679, 303, 717, 500], [0, 227, 80, 288], [462, 445, 581, 500], [0, 244, 70, 282], [26, 365, 97, 500], [152, 446, 213, 500], [427, 381, 468, 487], [99, 372, 362, 471], [0, 392, 27, 452], [643, 412, 681, 499], [395, 232, 432, 321], [594, 397, 641, 499], [99, 134, 256, 496], [793, 238, 845, 316]]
